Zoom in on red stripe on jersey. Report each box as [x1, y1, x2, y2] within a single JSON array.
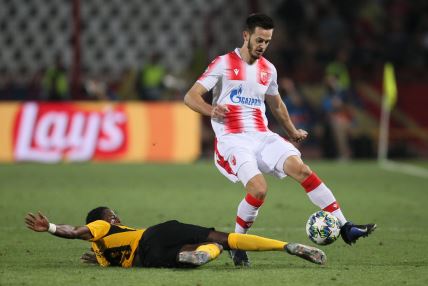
[[227, 52, 245, 80], [252, 108, 267, 132], [245, 193, 264, 207], [214, 139, 235, 175], [301, 172, 322, 193], [198, 56, 220, 81], [257, 57, 271, 86], [323, 201, 340, 212], [224, 104, 244, 133], [236, 216, 253, 229]]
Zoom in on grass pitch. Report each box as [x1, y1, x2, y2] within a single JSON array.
[[1, 161, 427, 286]]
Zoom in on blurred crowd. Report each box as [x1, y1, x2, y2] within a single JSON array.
[[268, 0, 428, 82], [1, 0, 427, 159], [1, 0, 427, 102]]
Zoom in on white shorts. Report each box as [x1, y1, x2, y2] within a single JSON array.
[[214, 131, 301, 185]]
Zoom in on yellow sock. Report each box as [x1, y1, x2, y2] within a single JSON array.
[[228, 233, 287, 251], [195, 243, 222, 260]]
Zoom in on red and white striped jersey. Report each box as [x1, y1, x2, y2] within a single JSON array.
[[197, 48, 279, 137]]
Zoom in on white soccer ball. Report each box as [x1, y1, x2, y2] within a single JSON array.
[[306, 210, 341, 245]]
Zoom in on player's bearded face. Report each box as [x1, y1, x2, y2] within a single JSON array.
[[246, 27, 273, 60]]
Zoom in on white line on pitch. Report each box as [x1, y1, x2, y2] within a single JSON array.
[[380, 160, 428, 179]]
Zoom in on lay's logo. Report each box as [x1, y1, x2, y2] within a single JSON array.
[[13, 103, 127, 162]]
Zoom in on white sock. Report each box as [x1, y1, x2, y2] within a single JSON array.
[[235, 193, 264, 233], [301, 172, 347, 226]]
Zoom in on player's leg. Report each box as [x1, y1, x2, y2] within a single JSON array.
[[282, 155, 376, 245], [218, 146, 266, 236], [283, 155, 347, 225], [231, 163, 268, 266], [215, 136, 266, 236], [205, 230, 326, 265], [235, 170, 267, 234], [215, 136, 267, 266]]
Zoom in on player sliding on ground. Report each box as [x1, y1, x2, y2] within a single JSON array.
[[25, 207, 326, 268]]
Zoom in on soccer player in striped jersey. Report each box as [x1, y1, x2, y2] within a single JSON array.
[[184, 13, 376, 266], [25, 207, 327, 268]]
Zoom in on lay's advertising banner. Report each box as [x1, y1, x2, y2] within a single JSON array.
[[0, 102, 201, 163]]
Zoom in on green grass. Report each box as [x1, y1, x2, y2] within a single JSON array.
[[1, 161, 428, 286]]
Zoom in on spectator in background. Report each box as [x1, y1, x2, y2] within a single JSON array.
[[271, 78, 313, 148], [0, 69, 28, 101], [282, 79, 312, 131], [84, 77, 114, 101], [318, 5, 348, 56], [27, 68, 44, 100], [136, 53, 166, 101], [115, 68, 139, 100], [325, 48, 351, 91], [321, 49, 355, 160], [275, 0, 306, 41], [42, 54, 69, 101]]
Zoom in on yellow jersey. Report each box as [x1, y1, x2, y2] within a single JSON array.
[[86, 220, 145, 268]]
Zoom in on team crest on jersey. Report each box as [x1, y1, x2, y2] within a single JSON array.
[[260, 71, 270, 85], [230, 85, 261, 107]]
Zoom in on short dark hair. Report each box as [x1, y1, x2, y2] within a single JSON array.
[[86, 206, 109, 224], [245, 13, 274, 33]]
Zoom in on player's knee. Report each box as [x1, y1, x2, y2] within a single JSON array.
[[299, 163, 312, 181], [285, 156, 311, 181], [246, 176, 268, 200], [253, 188, 267, 200]]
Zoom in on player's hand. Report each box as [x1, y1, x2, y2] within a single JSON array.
[[81, 251, 98, 264], [211, 104, 229, 120], [290, 129, 308, 143], [25, 212, 50, 232]]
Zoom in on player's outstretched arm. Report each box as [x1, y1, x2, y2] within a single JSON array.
[[25, 212, 92, 240]]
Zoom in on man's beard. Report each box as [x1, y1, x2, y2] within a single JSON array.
[[247, 38, 260, 60]]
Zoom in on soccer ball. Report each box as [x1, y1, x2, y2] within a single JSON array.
[[306, 211, 341, 245]]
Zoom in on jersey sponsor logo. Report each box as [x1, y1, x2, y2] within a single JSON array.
[[13, 103, 127, 162], [233, 69, 239, 76], [229, 85, 261, 107]]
